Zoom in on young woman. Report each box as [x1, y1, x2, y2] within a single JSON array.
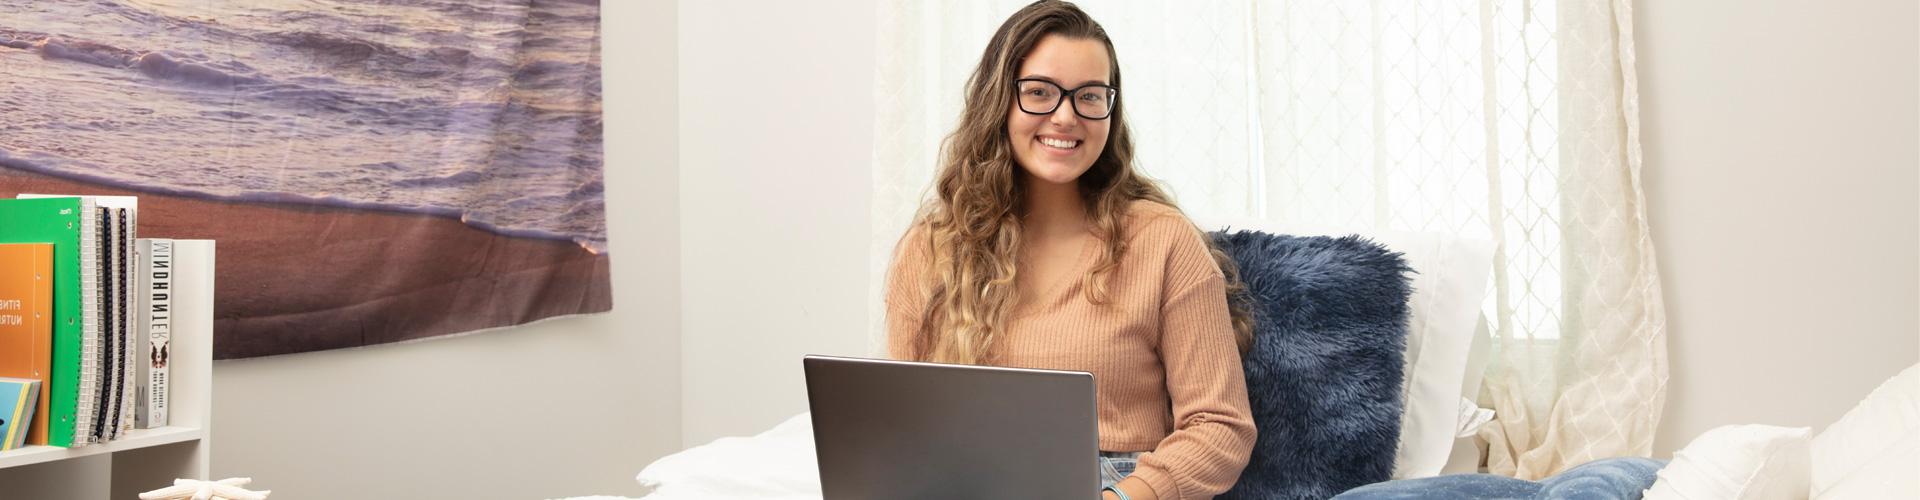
[[883, 2, 1257, 499]]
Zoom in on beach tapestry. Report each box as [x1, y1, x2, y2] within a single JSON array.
[[0, 0, 611, 359]]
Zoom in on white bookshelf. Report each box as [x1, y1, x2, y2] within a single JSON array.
[[0, 426, 205, 470], [0, 240, 214, 500]]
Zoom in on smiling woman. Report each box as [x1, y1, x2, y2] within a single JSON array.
[[875, 0, 1686, 484], [883, 2, 1258, 499]]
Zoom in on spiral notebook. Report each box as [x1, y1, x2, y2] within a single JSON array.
[[18, 194, 139, 446]]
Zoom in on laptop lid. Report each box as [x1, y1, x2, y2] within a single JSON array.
[[803, 355, 1100, 500]]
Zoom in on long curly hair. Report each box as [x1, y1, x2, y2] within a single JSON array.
[[901, 0, 1253, 365]]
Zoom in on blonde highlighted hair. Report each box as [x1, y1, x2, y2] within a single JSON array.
[[899, 0, 1253, 365]]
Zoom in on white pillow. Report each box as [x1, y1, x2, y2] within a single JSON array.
[[1204, 218, 1496, 479], [1644, 424, 1813, 500], [634, 413, 823, 500], [1810, 363, 1919, 499]]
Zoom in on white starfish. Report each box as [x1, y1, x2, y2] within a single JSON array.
[[138, 477, 272, 500]]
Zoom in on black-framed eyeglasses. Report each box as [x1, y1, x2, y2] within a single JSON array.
[[1013, 78, 1118, 120]]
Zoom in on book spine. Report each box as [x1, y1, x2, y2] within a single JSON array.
[[1, 379, 38, 451], [119, 209, 139, 436], [135, 238, 148, 430], [139, 239, 172, 429]]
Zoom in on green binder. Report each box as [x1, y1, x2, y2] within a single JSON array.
[[0, 197, 82, 447]]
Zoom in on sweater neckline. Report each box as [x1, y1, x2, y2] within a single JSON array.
[[1018, 231, 1096, 316]]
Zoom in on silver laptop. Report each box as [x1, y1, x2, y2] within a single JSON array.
[[803, 355, 1100, 500]]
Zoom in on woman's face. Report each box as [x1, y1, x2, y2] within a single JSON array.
[[1007, 34, 1112, 188]]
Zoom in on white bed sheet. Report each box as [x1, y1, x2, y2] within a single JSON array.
[[632, 412, 823, 500], [546, 413, 821, 500]]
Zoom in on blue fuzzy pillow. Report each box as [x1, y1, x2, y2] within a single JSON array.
[[1210, 230, 1414, 500]]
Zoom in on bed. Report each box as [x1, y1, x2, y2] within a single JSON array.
[[551, 224, 1918, 500]]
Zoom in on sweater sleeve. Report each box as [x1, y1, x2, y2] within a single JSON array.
[[884, 224, 933, 361], [1128, 220, 1257, 500]]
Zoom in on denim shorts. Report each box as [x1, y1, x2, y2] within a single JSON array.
[[1097, 451, 1143, 489]]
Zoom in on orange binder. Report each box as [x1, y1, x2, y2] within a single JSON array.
[[0, 243, 54, 445]]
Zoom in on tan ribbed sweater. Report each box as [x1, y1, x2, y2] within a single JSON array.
[[885, 200, 1256, 500]]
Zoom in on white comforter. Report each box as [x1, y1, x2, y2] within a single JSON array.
[[548, 413, 824, 500]]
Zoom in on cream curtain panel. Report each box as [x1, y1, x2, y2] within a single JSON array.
[[868, 0, 1666, 479]]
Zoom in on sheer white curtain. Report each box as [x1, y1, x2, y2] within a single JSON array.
[[869, 0, 1666, 479]]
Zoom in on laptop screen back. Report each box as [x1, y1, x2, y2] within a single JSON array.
[[803, 355, 1100, 500]]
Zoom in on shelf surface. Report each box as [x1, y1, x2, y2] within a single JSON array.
[[0, 426, 205, 470]]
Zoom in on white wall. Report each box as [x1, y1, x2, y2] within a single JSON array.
[[204, 1, 684, 498], [1637, 0, 1920, 453], [676, 0, 880, 447], [201, 4, 889, 496]]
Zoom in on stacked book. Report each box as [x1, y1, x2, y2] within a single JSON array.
[[0, 195, 205, 449]]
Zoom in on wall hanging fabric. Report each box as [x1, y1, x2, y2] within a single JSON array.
[[0, 0, 610, 359]]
